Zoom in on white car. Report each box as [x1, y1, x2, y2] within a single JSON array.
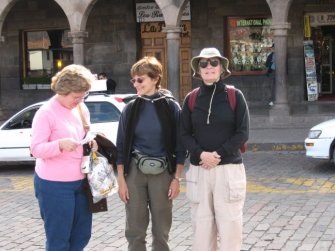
[[0, 93, 136, 164], [305, 119, 335, 163]]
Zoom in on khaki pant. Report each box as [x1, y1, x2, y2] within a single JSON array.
[[125, 159, 173, 251], [186, 163, 246, 251]]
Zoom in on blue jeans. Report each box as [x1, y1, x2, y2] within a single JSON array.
[[268, 71, 276, 102], [34, 174, 92, 251]]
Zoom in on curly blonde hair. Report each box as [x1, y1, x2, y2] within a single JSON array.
[[51, 64, 94, 95], [130, 56, 163, 89]]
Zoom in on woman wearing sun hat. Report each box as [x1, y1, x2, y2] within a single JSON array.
[[180, 48, 249, 251]]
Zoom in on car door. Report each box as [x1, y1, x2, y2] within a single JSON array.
[[0, 105, 41, 162]]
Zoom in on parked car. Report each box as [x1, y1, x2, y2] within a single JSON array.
[[0, 93, 136, 164], [305, 119, 335, 164]]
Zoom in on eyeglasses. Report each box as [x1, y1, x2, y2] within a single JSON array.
[[130, 77, 146, 84], [72, 92, 89, 102], [199, 58, 220, 68]]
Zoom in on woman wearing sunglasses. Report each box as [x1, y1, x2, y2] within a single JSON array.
[[116, 56, 185, 251], [180, 48, 249, 251]]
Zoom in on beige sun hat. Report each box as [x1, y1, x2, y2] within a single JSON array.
[[190, 47, 231, 79]]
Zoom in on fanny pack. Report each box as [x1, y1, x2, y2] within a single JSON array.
[[132, 150, 168, 175]]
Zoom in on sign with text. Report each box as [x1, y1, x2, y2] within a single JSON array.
[[229, 18, 272, 28], [303, 40, 318, 101], [136, 2, 191, 23], [308, 12, 335, 27]]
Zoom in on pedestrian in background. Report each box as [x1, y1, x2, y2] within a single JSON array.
[[31, 64, 98, 251], [116, 56, 186, 251], [97, 72, 117, 94], [180, 48, 249, 251], [265, 43, 275, 106]]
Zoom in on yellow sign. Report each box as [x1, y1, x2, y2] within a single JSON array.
[[304, 15, 311, 38]]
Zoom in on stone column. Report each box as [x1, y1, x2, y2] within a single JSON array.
[[162, 26, 182, 102], [270, 22, 291, 117], [0, 36, 4, 120], [68, 31, 88, 65]]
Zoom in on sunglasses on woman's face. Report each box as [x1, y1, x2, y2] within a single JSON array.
[[199, 58, 220, 68], [130, 77, 147, 84]]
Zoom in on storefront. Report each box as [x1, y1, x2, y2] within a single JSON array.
[[307, 12, 335, 99], [1, 0, 335, 120], [227, 17, 273, 75]]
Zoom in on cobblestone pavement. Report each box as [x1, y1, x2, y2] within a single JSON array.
[[1, 151, 335, 251]]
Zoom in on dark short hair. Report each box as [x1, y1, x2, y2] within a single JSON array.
[[98, 72, 107, 78], [130, 56, 163, 89]]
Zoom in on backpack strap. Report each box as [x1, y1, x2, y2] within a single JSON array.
[[226, 85, 236, 112], [188, 85, 237, 112], [187, 87, 200, 112], [226, 85, 247, 153]]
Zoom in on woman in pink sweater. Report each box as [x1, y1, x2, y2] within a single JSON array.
[[31, 64, 96, 251]]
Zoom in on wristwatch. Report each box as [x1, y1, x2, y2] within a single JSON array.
[[173, 176, 182, 182]]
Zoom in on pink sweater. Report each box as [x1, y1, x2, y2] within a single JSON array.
[[31, 96, 90, 181]]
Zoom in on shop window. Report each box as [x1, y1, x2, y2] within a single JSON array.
[[21, 29, 73, 89], [227, 17, 273, 75]]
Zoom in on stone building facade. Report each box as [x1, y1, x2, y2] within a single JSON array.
[[0, 0, 334, 119]]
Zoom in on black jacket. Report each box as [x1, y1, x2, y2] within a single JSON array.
[[116, 92, 185, 176], [265, 52, 274, 73], [181, 81, 249, 165]]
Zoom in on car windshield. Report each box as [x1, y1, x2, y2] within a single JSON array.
[[3, 106, 40, 130]]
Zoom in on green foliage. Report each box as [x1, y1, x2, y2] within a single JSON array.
[[23, 76, 51, 85]]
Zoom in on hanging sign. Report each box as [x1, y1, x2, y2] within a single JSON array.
[[136, 2, 191, 23], [304, 15, 311, 38], [303, 40, 318, 101], [308, 12, 335, 27]]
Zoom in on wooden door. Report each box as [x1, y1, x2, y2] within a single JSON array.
[[140, 21, 192, 98], [180, 48, 192, 100], [141, 34, 167, 89], [320, 36, 334, 94], [180, 21, 192, 100]]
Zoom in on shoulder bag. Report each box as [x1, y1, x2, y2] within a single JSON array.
[[78, 104, 109, 213]]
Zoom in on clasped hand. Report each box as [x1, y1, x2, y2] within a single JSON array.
[[199, 151, 221, 169]]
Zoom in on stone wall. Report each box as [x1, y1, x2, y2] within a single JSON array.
[[0, 0, 64, 117], [85, 0, 138, 94], [0, 0, 137, 119], [190, 0, 280, 105], [0, 0, 333, 119]]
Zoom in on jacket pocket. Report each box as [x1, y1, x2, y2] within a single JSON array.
[[185, 165, 200, 203]]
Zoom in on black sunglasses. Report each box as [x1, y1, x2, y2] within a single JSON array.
[[130, 77, 146, 84], [199, 58, 220, 68]]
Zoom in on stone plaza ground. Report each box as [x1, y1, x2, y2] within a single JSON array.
[[1, 151, 335, 251]]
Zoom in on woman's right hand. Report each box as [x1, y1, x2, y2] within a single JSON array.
[[117, 176, 129, 204], [199, 151, 221, 169], [59, 138, 80, 152]]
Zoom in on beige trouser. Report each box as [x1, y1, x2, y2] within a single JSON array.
[[186, 163, 246, 251]]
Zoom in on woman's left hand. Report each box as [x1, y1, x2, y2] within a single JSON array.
[[168, 178, 180, 200]]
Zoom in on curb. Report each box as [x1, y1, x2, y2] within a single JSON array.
[[247, 143, 305, 152]]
